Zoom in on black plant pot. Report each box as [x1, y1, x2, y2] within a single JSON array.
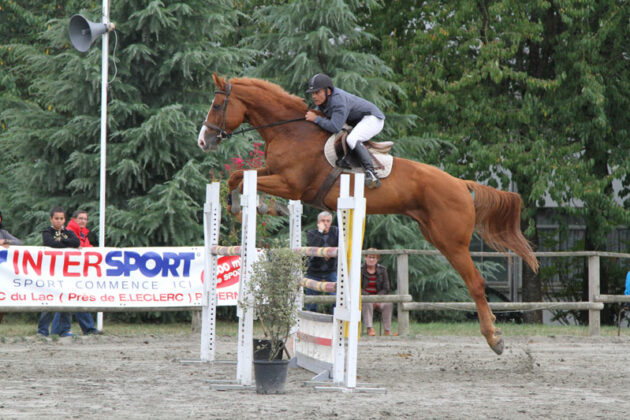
[[253, 359, 290, 394], [253, 339, 283, 361]]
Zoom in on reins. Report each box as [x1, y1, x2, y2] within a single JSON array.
[[203, 82, 306, 140], [218, 117, 306, 138]]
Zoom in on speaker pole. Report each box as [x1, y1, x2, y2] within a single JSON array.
[[96, 0, 110, 331]]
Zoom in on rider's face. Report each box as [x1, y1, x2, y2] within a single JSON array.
[[311, 89, 328, 106]]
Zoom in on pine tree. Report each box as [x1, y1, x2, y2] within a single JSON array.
[[1, 0, 255, 247]]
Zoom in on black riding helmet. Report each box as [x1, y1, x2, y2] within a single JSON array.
[[306, 73, 334, 93]]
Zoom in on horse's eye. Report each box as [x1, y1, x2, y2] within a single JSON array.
[[213, 103, 223, 110]]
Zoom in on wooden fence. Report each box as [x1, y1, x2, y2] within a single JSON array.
[[305, 250, 630, 337]]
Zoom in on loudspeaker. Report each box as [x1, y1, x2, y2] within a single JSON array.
[[68, 14, 109, 52]]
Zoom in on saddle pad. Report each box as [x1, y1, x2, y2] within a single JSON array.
[[324, 135, 393, 179]]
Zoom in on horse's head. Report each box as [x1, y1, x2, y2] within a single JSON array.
[[198, 73, 247, 152]]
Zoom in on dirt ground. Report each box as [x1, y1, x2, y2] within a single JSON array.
[[1, 332, 629, 419]]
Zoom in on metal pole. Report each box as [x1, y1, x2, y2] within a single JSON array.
[[96, 0, 110, 331]]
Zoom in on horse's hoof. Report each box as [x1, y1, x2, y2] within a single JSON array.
[[230, 190, 241, 215], [490, 337, 504, 355], [257, 201, 269, 215], [274, 203, 289, 217]]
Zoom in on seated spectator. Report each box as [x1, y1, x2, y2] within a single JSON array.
[[361, 249, 395, 336], [0, 210, 23, 247], [304, 211, 338, 312]]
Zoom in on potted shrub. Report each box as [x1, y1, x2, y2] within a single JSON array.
[[244, 247, 304, 394]]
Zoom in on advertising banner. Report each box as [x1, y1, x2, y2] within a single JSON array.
[[0, 246, 239, 308]]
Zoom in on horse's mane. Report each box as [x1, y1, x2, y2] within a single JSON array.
[[230, 77, 307, 113]]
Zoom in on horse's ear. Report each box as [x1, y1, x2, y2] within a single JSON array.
[[212, 72, 225, 90]]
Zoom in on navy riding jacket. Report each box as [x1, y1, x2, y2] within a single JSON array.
[[313, 87, 385, 133]]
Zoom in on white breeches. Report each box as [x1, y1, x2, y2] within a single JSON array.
[[346, 115, 384, 149]]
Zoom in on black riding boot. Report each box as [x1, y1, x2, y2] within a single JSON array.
[[335, 154, 353, 169], [352, 142, 381, 189]]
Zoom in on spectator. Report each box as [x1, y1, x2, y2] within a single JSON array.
[[304, 211, 338, 312], [57, 209, 103, 335], [67, 209, 92, 247], [0, 210, 23, 247], [361, 249, 395, 336], [625, 270, 630, 310], [38, 207, 82, 337], [0, 210, 22, 324]]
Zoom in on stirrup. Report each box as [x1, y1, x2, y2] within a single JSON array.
[[365, 171, 381, 189]]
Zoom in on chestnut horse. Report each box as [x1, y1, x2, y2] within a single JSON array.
[[198, 73, 538, 355]]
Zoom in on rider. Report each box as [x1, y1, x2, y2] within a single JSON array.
[[305, 73, 384, 189]]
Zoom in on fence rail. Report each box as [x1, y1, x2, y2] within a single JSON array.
[[0, 306, 199, 312], [304, 294, 412, 304], [307, 250, 630, 336], [401, 302, 604, 311]]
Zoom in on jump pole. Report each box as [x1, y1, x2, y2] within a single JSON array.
[[199, 182, 221, 362], [197, 170, 258, 390], [235, 170, 257, 386], [182, 181, 222, 364], [292, 174, 371, 390], [332, 173, 365, 388], [288, 198, 303, 359]]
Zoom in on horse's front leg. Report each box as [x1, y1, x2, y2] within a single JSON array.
[[227, 170, 245, 193], [227, 167, 272, 192], [227, 168, 273, 215], [256, 174, 299, 199], [226, 170, 244, 215]]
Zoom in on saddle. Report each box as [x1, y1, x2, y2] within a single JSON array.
[[324, 126, 394, 178], [311, 128, 395, 211]]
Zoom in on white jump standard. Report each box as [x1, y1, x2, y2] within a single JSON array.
[[198, 170, 376, 391], [201, 170, 258, 390]]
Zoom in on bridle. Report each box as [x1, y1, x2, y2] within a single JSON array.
[[202, 83, 305, 142], [202, 84, 232, 140]]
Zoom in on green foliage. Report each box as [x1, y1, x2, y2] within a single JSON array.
[[0, 0, 254, 247], [371, 0, 630, 323], [244, 247, 305, 359], [240, 0, 410, 140], [1, 0, 628, 326]]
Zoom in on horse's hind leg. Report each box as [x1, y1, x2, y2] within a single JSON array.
[[417, 221, 503, 354], [448, 251, 503, 354]]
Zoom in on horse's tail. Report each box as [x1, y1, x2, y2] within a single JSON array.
[[464, 181, 539, 272]]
